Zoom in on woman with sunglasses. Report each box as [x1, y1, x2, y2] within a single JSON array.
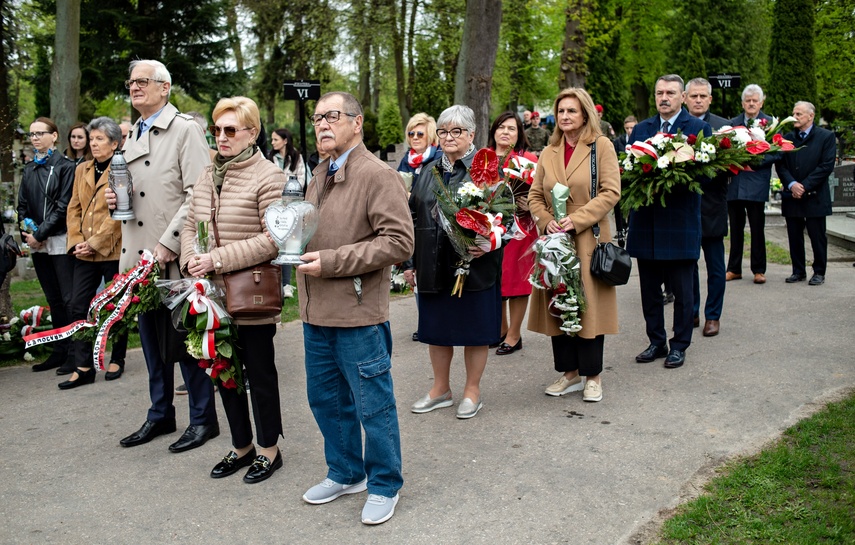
[[397, 113, 441, 179], [64, 122, 93, 166], [406, 105, 505, 420], [17, 118, 77, 372], [180, 96, 287, 484], [487, 112, 538, 356], [60, 117, 127, 389]]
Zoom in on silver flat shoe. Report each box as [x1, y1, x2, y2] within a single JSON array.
[[456, 397, 483, 419], [411, 390, 453, 413]]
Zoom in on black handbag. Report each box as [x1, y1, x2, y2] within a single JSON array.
[[588, 139, 632, 286]]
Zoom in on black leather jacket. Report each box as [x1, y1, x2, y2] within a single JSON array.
[[408, 154, 503, 294], [17, 151, 75, 242]]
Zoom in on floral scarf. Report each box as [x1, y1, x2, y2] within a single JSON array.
[[33, 148, 55, 165]]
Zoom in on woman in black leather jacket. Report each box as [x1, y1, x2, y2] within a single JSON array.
[[17, 117, 77, 372]]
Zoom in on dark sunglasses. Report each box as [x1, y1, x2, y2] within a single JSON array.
[[408, 131, 425, 138], [209, 125, 252, 138]]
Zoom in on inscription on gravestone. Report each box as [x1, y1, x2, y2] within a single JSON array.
[[831, 163, 855, 207]]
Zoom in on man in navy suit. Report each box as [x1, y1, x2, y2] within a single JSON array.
[[684, 78, 728, 338], [776, 101, 836, 286], [726, 84, 778, 285], [626, 74, 711, 369]]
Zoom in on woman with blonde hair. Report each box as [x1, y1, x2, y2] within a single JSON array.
[[527, 88, 621, 403], [397, 112, 441, 177], [180, 96, 287, 484]]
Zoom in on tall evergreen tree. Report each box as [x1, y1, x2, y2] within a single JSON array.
[[767, 0, 815, 115]]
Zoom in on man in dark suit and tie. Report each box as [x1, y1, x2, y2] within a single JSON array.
[[684, 77, 729, 337], [626, 74, 711, 369], [776, 101, 836, 286], [726, 84, 778, 285]]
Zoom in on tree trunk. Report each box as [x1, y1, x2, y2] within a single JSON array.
[[354, 0, 373, 110], [406, 0, 417, 115], [50, 0, 81, 152], [454, 0, 503, 148], [0, 0, 15, 185], [392, 0, 410, 130], [559, 0, 586, 90], [226, 0, 244, 74]]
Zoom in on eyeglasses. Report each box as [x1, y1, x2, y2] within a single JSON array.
[[310, 110, 358, 126], [408, 131, 425, 138], [209, 125, 253, 138], [27, 131, 51, 139], [436, 128, 468, 139], [124, 78, 166, 89]]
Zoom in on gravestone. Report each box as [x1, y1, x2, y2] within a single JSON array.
[[830, 162, 855, 208]]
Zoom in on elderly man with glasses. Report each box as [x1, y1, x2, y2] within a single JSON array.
[[297, 92, 413, 525], [106, 59, 218, 453]]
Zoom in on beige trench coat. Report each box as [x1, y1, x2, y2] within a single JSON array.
[[527, 135, 621, 338], [119, 103, 211, 275]]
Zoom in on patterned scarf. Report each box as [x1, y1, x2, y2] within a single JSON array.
[[440, 144, 475, 173], [33, 148, 55, 165]]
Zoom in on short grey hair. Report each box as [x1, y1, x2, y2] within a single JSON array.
[[795, 101, 815, 115], [686, 78, 712, 95], [655, 74, 685, 92], [741, 84, 765, 101], [129, 59, 172, 99], [317, 91, 364, 118], [87, 117, 122, 145], [437, 105, 477, 132]]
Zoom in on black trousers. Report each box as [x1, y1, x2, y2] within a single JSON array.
[[727, 200, 766, 275], [219, 324, 282, 448], [637, 258, 695, 351], [785, 216, 827, 276], [31, 252, 75, 356], [69, 259, 128, 368], [551, 334, 604, 376]]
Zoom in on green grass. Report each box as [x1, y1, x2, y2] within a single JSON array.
[[725, 232, 792, 266], [654, 391, 855, 544]]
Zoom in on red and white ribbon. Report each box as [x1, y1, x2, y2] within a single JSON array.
[[475, 212, 507, 252], [185, 280, 226, 360]]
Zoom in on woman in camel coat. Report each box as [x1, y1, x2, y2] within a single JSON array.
[[527, 87, 621, 403]]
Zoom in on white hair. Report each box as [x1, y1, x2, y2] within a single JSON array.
[[741, 84, 765, 101], [437, 105, 477, 132], [794, 101, 815, 115], [686, 78, 712, 95], [129, 59, 172, 99]]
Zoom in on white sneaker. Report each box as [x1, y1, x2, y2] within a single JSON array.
[[282, 285, 294, 299], [302, 477, 368, 504], [361, 493, 399, 525], [544, 375, 585, 396]]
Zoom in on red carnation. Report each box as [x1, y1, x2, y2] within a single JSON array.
[[469, 148, 500, 187], [131, 295, 141, 303], [759, 118, 768, 127], [198, 359, 210, 369], [642, 163, 653, 173], [222, 377, 238, 389], [106, 303, 116, 311], [686, 134, 697, 145], [720, 137, 732, 149], [141, 279, 150, 286], [554, 283, 567, 295]]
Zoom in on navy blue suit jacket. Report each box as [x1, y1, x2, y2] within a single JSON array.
[[776, 125, 836, 218], [626, 109, 711, 260]]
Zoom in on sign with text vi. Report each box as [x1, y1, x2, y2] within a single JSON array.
[[283, 80, 321, 101]]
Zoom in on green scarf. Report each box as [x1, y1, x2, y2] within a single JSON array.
[[212, 145, 257, 189]]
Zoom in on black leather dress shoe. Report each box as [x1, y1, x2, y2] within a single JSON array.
[[495, 338, 522, 355], [56, 364, 76, 376], [120, 419, 177, 447], [104, 360, 125, 381], [411, 331, 419, 342], [211, 447, 257, 479], [243, 451, 283, 484], [489, 334, 507, 349], [808, 274, 825, 286], [664, 349, 686, 368], [785, 274, 807, 283], [168, 423, 220, 453], [58, 368, 96, 390], [635, 344, 668, 363], [32, 352, 66, 372]]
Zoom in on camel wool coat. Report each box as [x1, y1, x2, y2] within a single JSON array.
[[527, 135, 621, 339], [66, 160, 122, 261]]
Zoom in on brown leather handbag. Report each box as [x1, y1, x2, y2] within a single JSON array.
[[210, 192, 283, 319]]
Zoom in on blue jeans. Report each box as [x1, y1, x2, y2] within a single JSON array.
[[303, 322, 403, 498]]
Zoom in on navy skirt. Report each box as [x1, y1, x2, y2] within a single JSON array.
[[417, 282, 502, 347]]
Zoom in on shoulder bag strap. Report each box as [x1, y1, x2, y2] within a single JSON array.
[[209, 190, 221, 247], [590, 139, 600, 240]]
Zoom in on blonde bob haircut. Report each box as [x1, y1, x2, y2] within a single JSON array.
[[548, 87, 603, 147], [405, 113, 439, 148], [212, 96, 261, 134]]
